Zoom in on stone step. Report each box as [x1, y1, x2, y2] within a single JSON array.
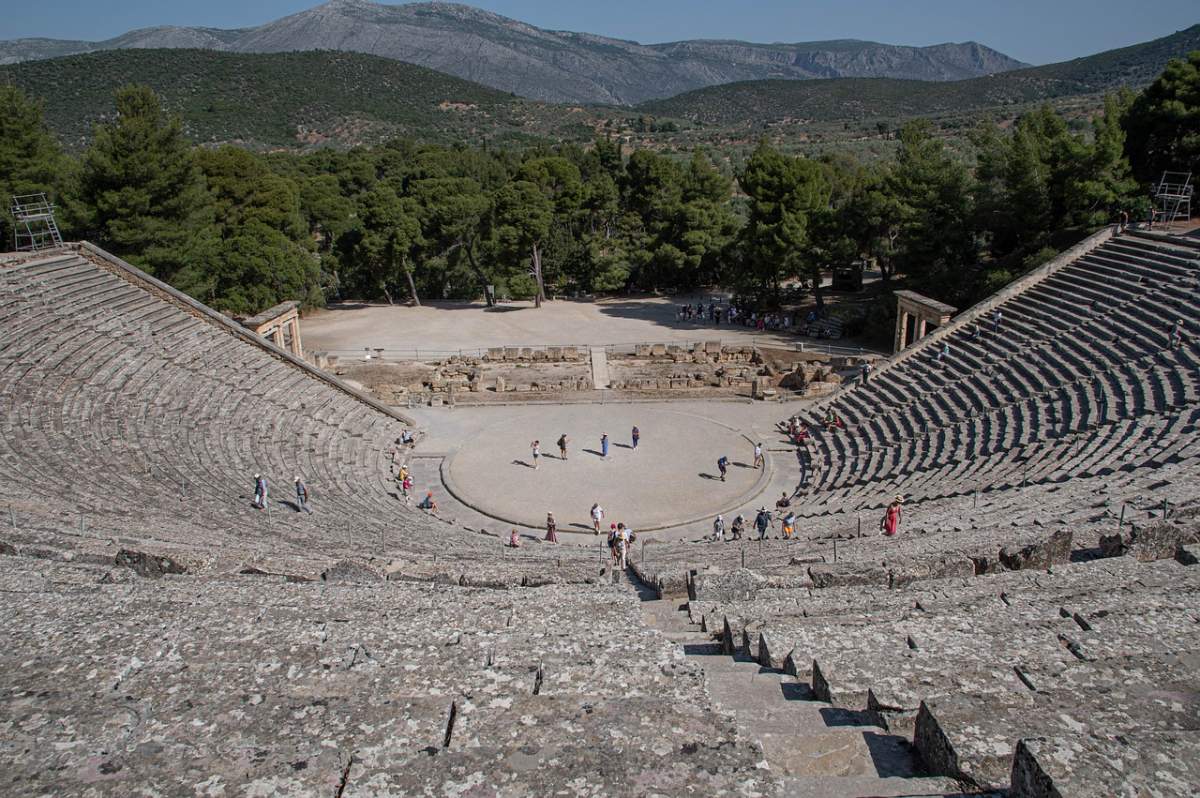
[[589, 346, 610, 390]]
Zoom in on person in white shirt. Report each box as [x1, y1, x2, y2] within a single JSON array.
[[590, 502, 604, 535]]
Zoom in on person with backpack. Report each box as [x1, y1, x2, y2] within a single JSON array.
[[252, 473, 267, 509], [557, 434, 569, 460], [294, 477, 312, 514], [712, 514, 725, 542], [754, 507, 772, 540], [730, 514, 745, 540], [717, 455, 729, 482]]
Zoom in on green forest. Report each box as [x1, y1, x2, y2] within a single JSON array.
[[1, 51, 1197, 338]]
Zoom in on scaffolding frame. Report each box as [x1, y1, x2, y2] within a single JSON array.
[[1150, 172, 1192, 232], [9, 193, 64, 252]]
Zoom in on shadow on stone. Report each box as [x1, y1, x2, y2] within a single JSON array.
[[819, 706, 878, 728]]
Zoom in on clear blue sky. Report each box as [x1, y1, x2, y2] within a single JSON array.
[[5, 0, 1198, 65]]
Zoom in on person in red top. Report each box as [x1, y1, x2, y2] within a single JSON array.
[[881, 495, 904, 536]]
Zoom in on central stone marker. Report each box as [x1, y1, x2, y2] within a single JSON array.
[[444, 405, 768, 532]]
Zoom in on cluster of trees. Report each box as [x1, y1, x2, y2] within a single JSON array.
[[1, 52, 1197, 320]]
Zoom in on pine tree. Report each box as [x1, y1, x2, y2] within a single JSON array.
[[78, 85, 215, 281]]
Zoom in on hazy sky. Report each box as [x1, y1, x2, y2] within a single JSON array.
[[5, 0, 1198, 65]]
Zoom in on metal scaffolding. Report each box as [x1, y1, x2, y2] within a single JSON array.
[[1151, 172, 1193, 232], [9, 193, 64, 252]]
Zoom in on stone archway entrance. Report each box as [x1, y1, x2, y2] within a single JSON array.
[[243, 301, 303, 358], [893, 290, 955, 353]]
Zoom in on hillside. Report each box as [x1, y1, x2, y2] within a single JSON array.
[[0, 0, 1026, 106], [0, 48, 594, 150], [641, 23, 1200, 125]]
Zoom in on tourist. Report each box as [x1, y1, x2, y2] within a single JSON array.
[[397, 463, 409, 484], [617, 523, 630, 568], [419, 490, 438, 512], [601, 433, 610, 459], [776, 491, 791, 510], [509, 528, 521, 548], [754, 506, 772, 540], [1169, 319, 1185, 349], [401, 474, 413, 503], [717, 455, 729, 482], [545, 512, 558, 543], [252, 473, 267, 510], [294, 476, 313, 514], [608, 523, 620, 564], [631, 425, 640, 450], [861, 362, 872, 383], [793, 421, 810, 444], [730, 514, 745, 540], [753, 442, 765, 469], [531, 439, 541, 469], [400, 429, 415, 445], [992, 309, 1003, 333], [823, 408, 844, 431], [712, 514, 725, 542], [881, 495, 904, 536], [557, 433, 569, 460], [781, 510, 796, 540], [937, 342, 951, 367], [591, 502, 604, 535]]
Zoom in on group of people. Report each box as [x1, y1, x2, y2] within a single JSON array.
[[676, 301, 794, 332], [528, 427, 641, 467], [250, 473, 313, 514]]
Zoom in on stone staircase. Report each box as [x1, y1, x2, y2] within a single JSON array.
[[636, 585, 971, 797], [590, 346, 611, 389]]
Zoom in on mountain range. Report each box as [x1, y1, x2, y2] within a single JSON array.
[[0, 0, 1028, 105]]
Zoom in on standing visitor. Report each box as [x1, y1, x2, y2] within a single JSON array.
[[753, 442, 765, 469], [509, 529, 521, 548], [992, 309, 1003, 333], [781, 510, 796, 540], [730, 514, 745, 540], [531, 440, 541, 469], [1169, 319, 1185, 349], [717, 455, 729, 482], [591, 502, 604, 534], [631, 426, 640, 451], [601, 433, 610, 459], [252, 473, 267, 510], [881, 495, 904, 536], [617, 523, 630, 568], [754, 507, 772, 540], [861, 362, 872, 383], [712, 514, 725, 542], [557, 433, 569, 460], [294, 477, 313, 514], [545, 512, 558, 543]]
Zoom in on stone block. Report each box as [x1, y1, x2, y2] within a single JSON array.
[[519, 347, 534, 360], [689, 568, 767, 602], [115, 549, 187, 579], [546, 346, 561, 360], [494, 376, 506, 392], [886, 555, 974, 588], [999, 528, 1072, 571], [808, 562, 889, 589], [321, 559, 385, 583], [650, 344, 667, 357], [1177, 544, 1200, 566], [1101, 522, 1198, 562], [705, 341, 722, 354], [503, 347, 520, 361], [635, 344, 651, 357]]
